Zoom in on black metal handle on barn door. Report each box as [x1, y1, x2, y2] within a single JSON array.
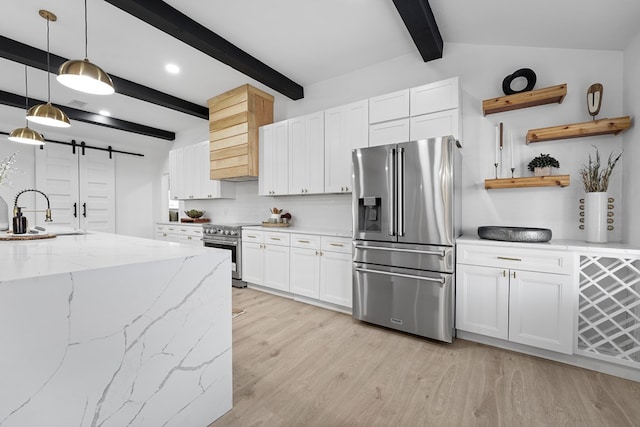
[[82, 203, 87, 218], [73, 202, 77, 218]]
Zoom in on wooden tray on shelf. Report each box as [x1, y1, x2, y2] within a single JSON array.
[[262, 222, 290, 227], [180, 218, 210, 223]]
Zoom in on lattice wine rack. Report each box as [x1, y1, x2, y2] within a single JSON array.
[[577, 255, 640, 367]]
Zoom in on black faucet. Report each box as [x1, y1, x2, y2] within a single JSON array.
[[13, 189, 53, 222]]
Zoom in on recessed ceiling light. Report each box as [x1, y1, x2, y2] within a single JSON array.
[[98, 110, 111, 116], [165, 63, 180, 74]]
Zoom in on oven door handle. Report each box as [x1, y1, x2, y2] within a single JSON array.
[[204, 239, 238, 246], [355, 267, 445, 285], [354, 244, 445, 257]]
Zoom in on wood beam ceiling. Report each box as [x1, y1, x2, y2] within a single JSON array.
[[0, 90, 175, 140], [104, 0, 304, 100], [0, 35, 208, 119], [392, 0, 443, 62]]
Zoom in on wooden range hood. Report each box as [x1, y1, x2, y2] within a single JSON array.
[[208, 84, 274, 181]]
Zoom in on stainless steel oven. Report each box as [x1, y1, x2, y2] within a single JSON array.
[[202, 223, 257, 288]]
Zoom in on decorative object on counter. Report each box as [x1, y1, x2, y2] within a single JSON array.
[[26, 10, 71, 128], [502, 68, 536, 95], [0, 152, 17, 231], [184, 209, 205, 218], [12, 206, 28, 234], [579, 147, 622, 243], [527, 153, 559, 176], [269, 207, 282, 223], [477, 226, 552, 243], [281, 212, 292, 225], [587, 83, 603, 120]]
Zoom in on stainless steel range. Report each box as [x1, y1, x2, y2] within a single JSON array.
[[202, 223, 258, 288]]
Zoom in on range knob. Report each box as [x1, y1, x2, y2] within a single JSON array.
[[229, 230, 237, 236], [217, 229, 223, 235]]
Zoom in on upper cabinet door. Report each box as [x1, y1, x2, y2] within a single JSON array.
[[409, 109, 460, 141], [369, 118, 410, 147], [410, 77, 460, 116], [288, 112, 324, 195], [369, 89, 410, 124]]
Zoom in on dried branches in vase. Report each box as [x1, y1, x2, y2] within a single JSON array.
[[578, 147, 622, 192]]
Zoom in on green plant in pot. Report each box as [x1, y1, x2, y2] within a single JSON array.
[[578, 147, 622, 244], [527, 153, 560, 176]]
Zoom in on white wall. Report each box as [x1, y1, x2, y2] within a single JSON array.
[[182, 42, 627, 241], [623, 32, 640, 246]]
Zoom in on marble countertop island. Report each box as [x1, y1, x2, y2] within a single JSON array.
[[0, 232, 232, 427]]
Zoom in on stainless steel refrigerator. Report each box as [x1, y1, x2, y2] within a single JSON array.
[[352, 136, 461, 342]]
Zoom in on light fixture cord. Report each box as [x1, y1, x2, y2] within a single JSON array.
[[84, 0, 88, 59], [24, 65, 29, 126], [46, 16, 51, 102]]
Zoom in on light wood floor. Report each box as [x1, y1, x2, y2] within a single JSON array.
[[211, 288, 640, 427]]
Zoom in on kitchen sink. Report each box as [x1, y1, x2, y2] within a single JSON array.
[[477, 226, 552, 243]]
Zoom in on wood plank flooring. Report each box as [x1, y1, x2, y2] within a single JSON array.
[[211, 288, 640, 427]]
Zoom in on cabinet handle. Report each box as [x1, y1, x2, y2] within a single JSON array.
[[329, 243, 344, 247], [502, 270, 506, 277], [298, 240, 310, 243], [497, 256, 521, 261], [270, 237, 281, 241], [345, 186, 348, 191], [82, 202, 87, 218], [73, 202, 77, 218], [188, 236, 192, 240], [512, 271, 516, 279], [315, 250, 319, 256]]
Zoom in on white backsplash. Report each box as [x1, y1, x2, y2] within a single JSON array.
[[183, 181, 352, 232]]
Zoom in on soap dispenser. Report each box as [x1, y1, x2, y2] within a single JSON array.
[[12, 206, 28, 235]]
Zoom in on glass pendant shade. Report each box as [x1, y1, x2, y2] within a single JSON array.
[[8, 126, 45, 145], [27, 102, 71, 128], [58, 58, 114, 95]]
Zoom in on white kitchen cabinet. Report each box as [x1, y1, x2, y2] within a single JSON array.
[[456, 243, 574, 354], [410, 77, 459, 116], [456, 264, 510, 340], [324, 100, 369, 193], [409, 109, 460, 141], [35, 142, 115, 232], [290, 234, 322, 298], [288, 111, 324, 195], [259, 120, 289, 196], [319, 236, 352, 307], [242, 230, 290, 292], [369, 89, 410, 124], [369, 118, 410, 147], [154, 223, 202, 245], [242, 230, 265, 285], [169, 141, 235, 200]]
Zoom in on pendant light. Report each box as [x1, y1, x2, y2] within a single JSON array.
[[57, 0, 114, 95], [9, 65, 45, 145], [27, 10, 71, 128]]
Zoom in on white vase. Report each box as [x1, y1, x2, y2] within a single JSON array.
[[585, 192, 607, 243], [0, 195, 8, 231]]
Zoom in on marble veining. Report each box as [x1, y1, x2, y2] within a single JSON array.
[[0, 235, 232, 427]]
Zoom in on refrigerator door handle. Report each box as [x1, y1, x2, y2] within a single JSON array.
[[397, 146, 405, 237], [388, 147, 396, 237], [354, 244, 446, 257], [355, 267, 445, 285]]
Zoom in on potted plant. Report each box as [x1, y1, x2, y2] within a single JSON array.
[[527, 153, 560, 176], [578, 147, 622, 243]]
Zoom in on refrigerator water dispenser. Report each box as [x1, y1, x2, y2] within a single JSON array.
[[357, 196, 381, 232]]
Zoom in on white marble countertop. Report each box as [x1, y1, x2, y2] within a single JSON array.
[[243, 225, 352, 238], [0, 231, 220, 282], [156, 221, 203, 227], [457, 235, 640, 255]]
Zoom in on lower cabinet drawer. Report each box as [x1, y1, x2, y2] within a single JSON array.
[[321, 236, 351, 254], [290, 234, 321, 249], [457, 244, 572, 275]]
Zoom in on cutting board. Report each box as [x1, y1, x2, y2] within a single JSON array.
[[0, 232, 57, 241]]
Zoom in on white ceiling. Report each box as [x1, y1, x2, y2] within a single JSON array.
[[1, 0, 639, 144]]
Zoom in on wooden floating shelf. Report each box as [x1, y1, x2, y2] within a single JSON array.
[[482, 84, 567, 116], [526, 116, 631, 144], [484, 175, 570, 189]]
